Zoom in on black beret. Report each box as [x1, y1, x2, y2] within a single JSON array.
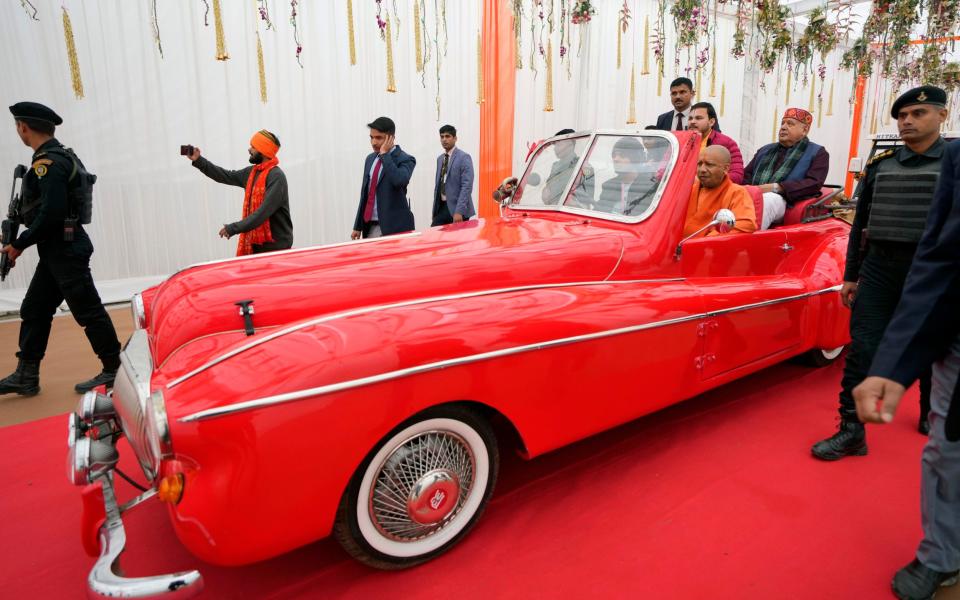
[[890, 85, 947, 118], [9, 101, 63, 126], [366, 116, 395, 135]]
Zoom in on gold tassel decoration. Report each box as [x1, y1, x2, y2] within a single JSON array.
[[414, 1, 423, 72], [883, 89, 895, 125], [710, 51, 717, 97], [695, 69, 702, 98], [817, 96, 823, 128], [62, 8, 84, 99], [617, 20, 622, 69], [720, 82, 726, 116], [544, 38, 554, 112], [385, 16, 397, 93], [477, 31, 484, 105], [808, 79, 815, 112], [641, 16, 650, 75], [213, 0, 229, 60], [657, 67, 662, 96], [869, 99, 878, 134], [256, 32, 267, 103], [347, 0, 357, 65], [785, 70, 791, 105], [772, 108, 778, 142], [627, 64, 637, 124], [826, 80, 834, 116]]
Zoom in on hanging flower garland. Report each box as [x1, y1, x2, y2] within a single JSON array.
[[754, 0, 792, 73], [513, 0, 523, 69], [794, 7, 838, 84], [290, 1, 303, 67], [651, 0, 668, 95], [258, 0, 274, 30], [20, 0, 38, 21], [617, 1, 631, 69], [570, 1, 595, 24]]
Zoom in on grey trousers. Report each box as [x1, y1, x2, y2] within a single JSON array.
[[917, 335, 960, 572]]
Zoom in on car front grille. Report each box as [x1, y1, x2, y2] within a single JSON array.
[[113, 329, 159, 481]]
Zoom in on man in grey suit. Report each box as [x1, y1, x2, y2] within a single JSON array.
[[431, 124, 475, 226]]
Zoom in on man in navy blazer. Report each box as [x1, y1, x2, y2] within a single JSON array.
[[352, 116, 416, 239], [431, 124, 475, 226], [654, 77, 721, 132], [854, 139, 960, 598]]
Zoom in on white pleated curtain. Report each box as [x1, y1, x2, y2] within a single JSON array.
[[0, 0, 481, 291]]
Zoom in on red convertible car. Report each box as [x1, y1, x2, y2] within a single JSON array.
[[67, 130, 850, 597]]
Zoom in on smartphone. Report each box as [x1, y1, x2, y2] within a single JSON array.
[[180, 145, 195, 156]]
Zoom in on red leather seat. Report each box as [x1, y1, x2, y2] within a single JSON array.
[[782, 187, 840, 225], [743, 185, 764, 228]]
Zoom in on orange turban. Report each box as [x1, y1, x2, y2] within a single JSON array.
[[250, 130, 280, 159], [782, 108, 813, 126]]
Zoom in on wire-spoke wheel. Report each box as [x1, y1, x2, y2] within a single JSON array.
[[334, 405, 499, 569], [805, 345, 845, 367]]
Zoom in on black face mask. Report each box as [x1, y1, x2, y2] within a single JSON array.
[[249, 152, 264, 164]]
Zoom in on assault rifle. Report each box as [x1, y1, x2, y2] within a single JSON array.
[[1, 165, 27, 281]]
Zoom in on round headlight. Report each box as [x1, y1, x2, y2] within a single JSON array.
[[68, 435, 91, 486]]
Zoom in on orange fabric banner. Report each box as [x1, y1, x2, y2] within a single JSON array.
[[845, 76, 866, 197], [478, 0, 516, 218]]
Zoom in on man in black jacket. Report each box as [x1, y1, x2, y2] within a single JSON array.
[[352, 117, 416, 239], [853, 138, 960, 600]]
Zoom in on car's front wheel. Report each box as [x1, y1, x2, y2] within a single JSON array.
[[333, 405, 499, 569]]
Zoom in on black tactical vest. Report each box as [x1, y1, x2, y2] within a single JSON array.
[[867, 152, 941, 244]]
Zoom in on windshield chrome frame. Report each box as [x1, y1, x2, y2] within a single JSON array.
[[508, 129, 681, 225]]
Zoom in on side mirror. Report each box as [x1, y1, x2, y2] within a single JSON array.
[[493, 176, 519, 216], [675, 208, 737, 258]]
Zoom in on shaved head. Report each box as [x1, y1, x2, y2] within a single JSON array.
[[702, 145, 731, 166], [697, 145, 732, 189]]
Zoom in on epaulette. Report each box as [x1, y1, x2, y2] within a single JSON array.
[[867, 149, 895, 167]]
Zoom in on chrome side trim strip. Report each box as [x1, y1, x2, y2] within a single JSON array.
[[178, 284, 841, 423], [166, 277, 685, 389], [176, 231, 423, 273]]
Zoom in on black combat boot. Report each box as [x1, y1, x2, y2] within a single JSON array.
[[892, 558, 958, 600], [0, 359, 41, 396], [75, 355, 120, 394], [811, 419, 868, 461]]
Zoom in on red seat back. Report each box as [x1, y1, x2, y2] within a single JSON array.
[[782, 187, 839, 225], [743, 185, 764, 228]]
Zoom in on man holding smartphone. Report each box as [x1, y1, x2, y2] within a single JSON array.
[[352, 117, 416, 239], [184, 130, 293, 255]]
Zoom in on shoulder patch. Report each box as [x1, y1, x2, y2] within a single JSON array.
[[32, 158, 53, 178], [867, 149, 895, 167]]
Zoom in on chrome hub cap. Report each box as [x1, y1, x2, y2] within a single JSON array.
[[369, 431, 475, 541]]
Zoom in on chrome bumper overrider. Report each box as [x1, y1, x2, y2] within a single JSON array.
[[68, 336, 203, 598]]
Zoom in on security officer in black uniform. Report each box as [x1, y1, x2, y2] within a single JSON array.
[[0, 102, 121, 396], [812, 86, 948, 460]]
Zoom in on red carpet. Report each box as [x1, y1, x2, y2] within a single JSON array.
[[1, 359, 936, 599]]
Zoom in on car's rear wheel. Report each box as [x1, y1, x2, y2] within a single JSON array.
[[805, 345, 845, 367], [333, 405, 499, 569]]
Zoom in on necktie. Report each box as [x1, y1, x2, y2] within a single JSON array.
[[363, 158, 383, 223], [675, 113, 684, 131], [439, 153, 450, 197]]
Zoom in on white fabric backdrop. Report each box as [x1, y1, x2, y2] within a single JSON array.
[[0, 0, 481, 291]]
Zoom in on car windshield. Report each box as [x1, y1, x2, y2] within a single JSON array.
[[512, 134, 673, 220]]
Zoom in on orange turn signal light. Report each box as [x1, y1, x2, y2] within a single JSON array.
[[157, 473, 185, 504]]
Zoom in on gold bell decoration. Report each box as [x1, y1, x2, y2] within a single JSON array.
[[347, 0, 357, 65], [414, 1, 423, 72], [627, 64, 637, 124], [213, 0, 229, 60], [256, 32, 267, 103], [641, 16, 650, 75], [544, 38, 554, 112], [385, 16, 397, 93], [62, 7, 84, 99], [826, 80, 834, 116]]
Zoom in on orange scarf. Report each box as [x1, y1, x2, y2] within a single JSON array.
[[237, 157, 278, 256]]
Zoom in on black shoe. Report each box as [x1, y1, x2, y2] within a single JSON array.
[[0, 359, 40, 396], [74, 369, 118, 394], [892, 558, 958, 600], [919, 418, 931, 436], [811, 420, 868, 461]]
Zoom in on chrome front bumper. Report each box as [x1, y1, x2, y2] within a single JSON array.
[[68, 359, 203, 598]]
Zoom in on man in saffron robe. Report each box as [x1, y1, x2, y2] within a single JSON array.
[[186, 129, 293, 255], [683, 145, 757, 238]]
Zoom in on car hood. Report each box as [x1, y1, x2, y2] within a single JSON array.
[[146, 217, 624, 368]]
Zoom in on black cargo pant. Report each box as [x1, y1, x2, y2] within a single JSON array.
[[17, 236, 121, 365], [839, 242, 932, 421]]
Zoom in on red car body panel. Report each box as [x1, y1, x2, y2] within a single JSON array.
[[113, 131, 851, 566]]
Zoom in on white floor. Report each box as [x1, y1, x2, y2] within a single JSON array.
[[0, 275, 168, 317]]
